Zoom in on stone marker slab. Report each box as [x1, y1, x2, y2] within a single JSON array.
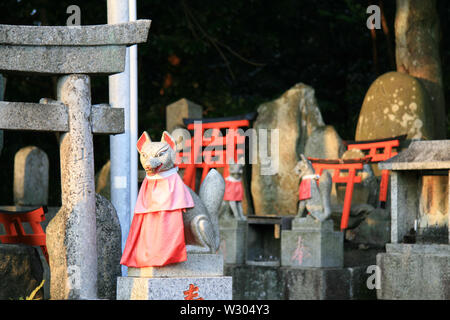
[[14, 146, 49, 206], [127, 254, 223, 278], [281, 216, 344, 268], [95, 194, 122, 300], [251, 83, 327, 216], [166, 98, 203, 133], [117, 276, 232, 300]]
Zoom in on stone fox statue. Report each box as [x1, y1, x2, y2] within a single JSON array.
[[120, 131, 225, 268], [295, 154, 332, 222]]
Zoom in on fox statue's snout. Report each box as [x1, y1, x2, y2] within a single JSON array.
[[136, 130, 225, 253], [142, 158, 162, 174]]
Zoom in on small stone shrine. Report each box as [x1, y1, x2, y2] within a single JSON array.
[[377, 140, 450, 299]]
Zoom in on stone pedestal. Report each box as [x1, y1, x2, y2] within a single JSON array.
[[377, 244, 450, 300], [218, 219, 247, 265], [281, 216, 343, 267], [117, 254, 232, 300]]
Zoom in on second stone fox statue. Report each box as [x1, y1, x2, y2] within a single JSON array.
[[120, 131, 225, 267]]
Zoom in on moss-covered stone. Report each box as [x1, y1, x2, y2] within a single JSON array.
[[355, 71, 435, 141]]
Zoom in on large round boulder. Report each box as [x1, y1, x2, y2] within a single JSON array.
[[355, 71, 435, 141]]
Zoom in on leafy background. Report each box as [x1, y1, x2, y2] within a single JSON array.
[[0, 0, 448, 206]]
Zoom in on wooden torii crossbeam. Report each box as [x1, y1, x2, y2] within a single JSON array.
[[308, 157, 372, 230], [344, 135, 406, 208]]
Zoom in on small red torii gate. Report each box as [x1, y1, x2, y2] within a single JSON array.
[[345, 135, 406, 208], [0, 206, 49, 264], [307, 157, 371, 230], [176, 119, 249, 191]]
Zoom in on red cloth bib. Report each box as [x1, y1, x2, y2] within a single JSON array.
[[120, 169, 194, 267], [223, 177, 244, 201], [298, 175, 319, 201], [134, 168, 194, 214], [298, 179, 312, 201]]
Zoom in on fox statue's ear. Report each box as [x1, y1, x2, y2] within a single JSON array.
[[300, 154, 307, 162], [137, 131, 151, 153], [161, 131, 176, 150]]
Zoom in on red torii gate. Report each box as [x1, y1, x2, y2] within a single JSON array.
[[0, 206, 49, 264], [307, 157, 371, 230], [176, 119, 249, 191], [345, 135, 406, 208]]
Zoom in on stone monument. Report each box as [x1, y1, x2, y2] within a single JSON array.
[[355, 71, 436, 142], [377, 140, 450, 299], [0, 21, 151, 299], [166, 98, 203, 133], [14, 146, 49, 206]]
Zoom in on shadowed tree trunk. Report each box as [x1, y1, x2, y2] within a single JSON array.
[[380, 0, 395, 69], [395, 0, 446, 139]]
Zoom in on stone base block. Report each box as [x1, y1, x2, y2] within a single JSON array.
[[281, 217, 343, 267], [283, 266, 373, 300], [128, 254, 223, 278], [225, 264, 375, 300], [117, 276, 232, 300], [218, 220, 247, 264], [377, 244, 450, 300]]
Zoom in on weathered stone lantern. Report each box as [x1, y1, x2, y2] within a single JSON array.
[[377, 140, 450, 299]]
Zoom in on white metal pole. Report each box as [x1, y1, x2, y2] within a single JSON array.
[[129, 0, 138, 229], [107, 0, 130, 276]]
